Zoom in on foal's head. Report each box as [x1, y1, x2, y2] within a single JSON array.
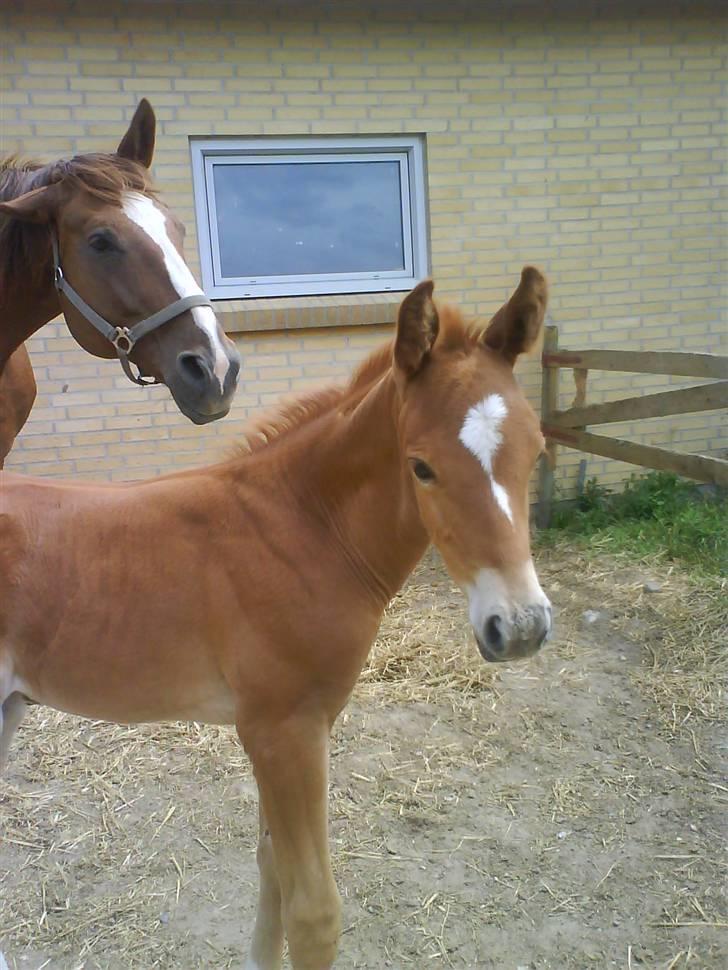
[[393, 269, 551, 662], [0, 100, 239, 423]]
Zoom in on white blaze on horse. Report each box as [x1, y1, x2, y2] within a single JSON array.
[[0, 268, 551, 970], [0, 98, 240, 430]]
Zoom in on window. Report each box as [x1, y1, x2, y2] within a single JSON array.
[[190, 136, 428, 299]]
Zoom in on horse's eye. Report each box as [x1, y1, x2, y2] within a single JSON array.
[[411, 459, 436, 484], [88, 231, 117, 253]]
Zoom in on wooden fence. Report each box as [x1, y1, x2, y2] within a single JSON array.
[[536, 325, 728, 527]]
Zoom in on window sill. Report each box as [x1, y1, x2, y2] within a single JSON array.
[[213, 292, 408, 334]]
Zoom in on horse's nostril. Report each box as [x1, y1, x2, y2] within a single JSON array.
[[227, 352, 241, 387], [485, 614, 506, 652], [177, 352, 209, 389]]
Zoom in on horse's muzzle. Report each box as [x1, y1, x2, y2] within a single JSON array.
[[168, 344, 240, 424]]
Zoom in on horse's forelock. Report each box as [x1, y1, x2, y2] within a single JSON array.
[[45, 153, 153, 205], [1, 152, 152, 203], [0, 153, 154, 293]]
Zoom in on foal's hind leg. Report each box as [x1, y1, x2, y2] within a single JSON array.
[[245, 804, 284, 970], [0, 693, 27, 773]]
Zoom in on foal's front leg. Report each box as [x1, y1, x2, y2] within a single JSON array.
[[239, 715, 341, 970]]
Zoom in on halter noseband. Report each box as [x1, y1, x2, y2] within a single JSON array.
[[50, 231, 215, 386]]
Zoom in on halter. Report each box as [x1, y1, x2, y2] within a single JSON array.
[[50, 231, 215, 386]]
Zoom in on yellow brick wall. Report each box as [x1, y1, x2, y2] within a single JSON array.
[[2, 0, 726, 496]]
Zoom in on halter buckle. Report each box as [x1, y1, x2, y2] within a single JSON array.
[[111, 327, 135, 355], [53, 265, 64, 288]]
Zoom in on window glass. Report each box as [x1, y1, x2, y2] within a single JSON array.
[[213, 160, 405, 279]]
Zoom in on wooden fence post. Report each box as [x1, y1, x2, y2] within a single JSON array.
[[536, 325, 559, 529]]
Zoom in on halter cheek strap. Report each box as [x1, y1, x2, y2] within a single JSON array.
[[50, 232, 215, 386]]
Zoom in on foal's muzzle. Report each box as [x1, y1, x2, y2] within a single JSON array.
[[475, 603, 552, 663]]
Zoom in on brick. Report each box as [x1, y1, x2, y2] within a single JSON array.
[[122, 78, 173, 92], [65, 46, 119, 61], [68, 77, 122, 91]]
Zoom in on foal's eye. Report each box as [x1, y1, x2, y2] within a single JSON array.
[[411, 459, 436, 484], [88, 231, 118, 253]]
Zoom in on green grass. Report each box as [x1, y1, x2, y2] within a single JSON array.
[[539, 471, 728, 577]]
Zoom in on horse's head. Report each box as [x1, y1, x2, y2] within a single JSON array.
[[0, 100, 239, 424], [393, 269, 552, 663]]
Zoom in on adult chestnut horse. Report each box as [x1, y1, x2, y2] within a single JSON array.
[[0, 269, 551, 969], [0, 98, 240, 426], [0, 346, 35, 469]]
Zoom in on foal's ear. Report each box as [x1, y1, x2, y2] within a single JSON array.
[[0, 183, 61, 224], [394, 279, 439, 383], [117, 98, 156, 169], [482, 266, 548, 366]]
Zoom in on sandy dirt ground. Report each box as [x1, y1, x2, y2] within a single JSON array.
[[1, 544, 726, 969]]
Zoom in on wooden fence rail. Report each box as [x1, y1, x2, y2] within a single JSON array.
[[536, 326, 728, 528]]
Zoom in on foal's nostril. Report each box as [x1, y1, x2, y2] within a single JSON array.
[[485, 614, 506, 653], [543, 604, 554, 644], [177, 352, 211, 390], [534, 604, 553, 648]]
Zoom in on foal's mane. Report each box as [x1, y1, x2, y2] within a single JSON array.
[[237, 305, 473, 456], [236, 343, 394, 456], [0, 153, 153, 292]]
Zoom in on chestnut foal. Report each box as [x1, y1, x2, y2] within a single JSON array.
[[0, 269, 551, 969]]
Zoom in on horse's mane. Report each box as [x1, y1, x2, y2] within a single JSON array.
[[0, 153, 153, 292], [236, 304, 472, 456]]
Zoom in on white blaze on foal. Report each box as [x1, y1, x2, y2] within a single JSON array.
[[459, 393, 513, 524], [122, 192, 231, 391]]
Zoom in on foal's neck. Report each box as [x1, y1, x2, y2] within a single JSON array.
[[306, 370, 429, 607]]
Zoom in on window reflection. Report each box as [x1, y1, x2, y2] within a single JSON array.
[[213, 160, 405, 278]]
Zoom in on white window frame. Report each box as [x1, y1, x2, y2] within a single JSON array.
[[190, 136, 429, 299]]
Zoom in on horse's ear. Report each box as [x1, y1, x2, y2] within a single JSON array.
[[117, 98, 156, 168], [482, 267, 548, 366], [394, 280, 439, 384], [0, 183, 61, 224]]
